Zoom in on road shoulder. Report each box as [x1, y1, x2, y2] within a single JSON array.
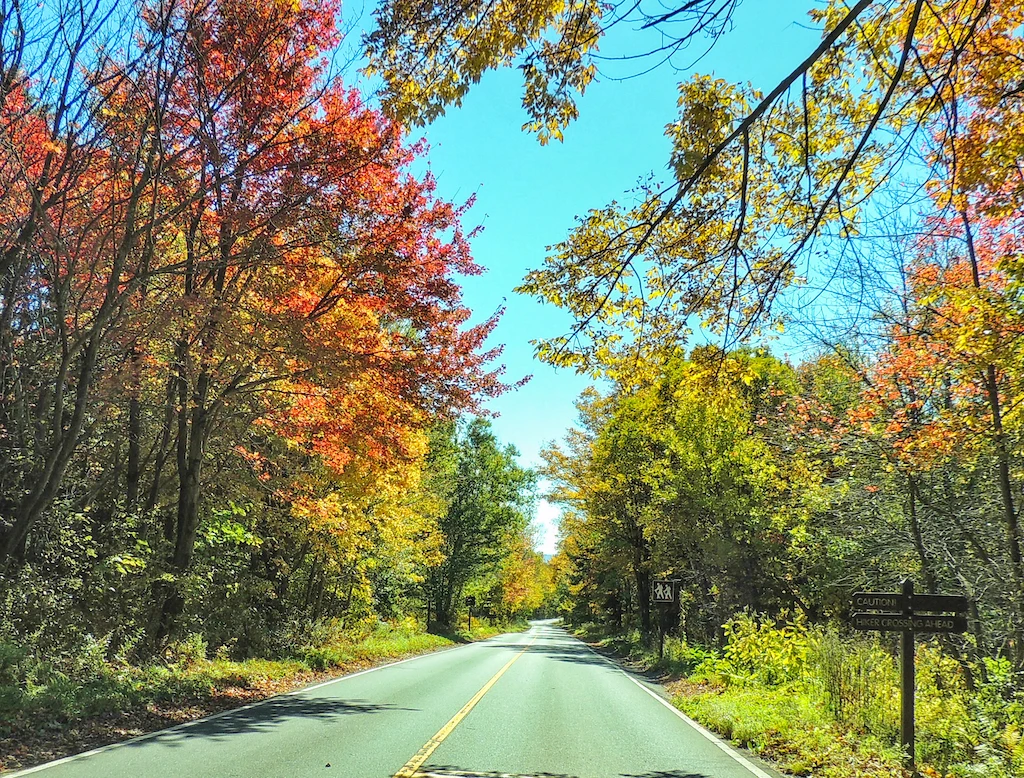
[[570, 628, 789, 778]]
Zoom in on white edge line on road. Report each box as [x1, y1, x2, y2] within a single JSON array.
[[4, 631, 527, 778], [572, 632, 775, 778], [621, 673, 775, 778]]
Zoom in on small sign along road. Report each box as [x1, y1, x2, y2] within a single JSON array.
[[851, 591, 969, 615], [851, 592, 904, 611], [651, 579, 679, 660], [912, 593, 969, 613], [652, 579, 676, 603]]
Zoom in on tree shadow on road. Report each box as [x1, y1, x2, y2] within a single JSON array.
[[418, 768, 712, 778], [418, 767, 581, 777], [125, 696, 413, 748], [619, 772, 714, 778], [479, 641, 610, 668]]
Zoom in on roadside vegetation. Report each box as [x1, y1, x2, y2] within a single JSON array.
[[367, 5, 1024, 773], [506, 2, 1024, 775], [544, 334, 1024, 778], [547, 343, 1024, 777], [0, 618, 524, 772], [0, 408, 550, 772], [6, 1, 1024, 777], [577, 617, 1024, 778]]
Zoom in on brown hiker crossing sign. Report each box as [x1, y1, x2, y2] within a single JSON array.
[[851, 591, 969, 630], [852, 613, 968, 632]]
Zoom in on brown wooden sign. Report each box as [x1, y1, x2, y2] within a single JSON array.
[[849, 579, 971, 776], [851, 591, 968, 616], [912, 594, 969, 614]]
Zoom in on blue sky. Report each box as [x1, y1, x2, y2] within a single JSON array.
[[344, 1, 821, 553]]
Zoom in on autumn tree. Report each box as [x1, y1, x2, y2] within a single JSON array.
[[491, 536, 554, 621], [0, 0, 519, 654], [879, 215, 1024, 666], [367, 2, 1011, 370], [541, 388, 639, 628], [545, 349, 832, 639], [0, 0, 206, 565]]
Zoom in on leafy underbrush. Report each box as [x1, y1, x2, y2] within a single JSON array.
[[578, 614, 1024, 778], [681, 684, 904, 777], [0, 617, 516, 732], [575, 622, 716, 676]]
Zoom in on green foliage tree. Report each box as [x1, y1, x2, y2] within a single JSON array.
[[424, 418, 537, 628], [546, 349, 832, 640]]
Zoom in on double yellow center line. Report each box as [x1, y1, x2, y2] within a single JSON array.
[[393, 634, 537, 778]]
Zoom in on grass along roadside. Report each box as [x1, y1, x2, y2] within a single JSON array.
[[575, 616, 1024, 778], [669, 680, 904, 777], [0, 619, 521, 773]]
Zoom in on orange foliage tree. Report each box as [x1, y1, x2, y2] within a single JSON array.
[[0, 0, 514, 645]]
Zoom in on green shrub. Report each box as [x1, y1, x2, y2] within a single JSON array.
[[679, 615, 1024, 778], [0, 616, 482, 742], [165, 633, 208, 668], [677, 684, 904, 778], [692, 611, 812, 687], [661, 636, 717, 674], [301, 646, 351, 671], [913, 642, 975, 771], [67, 633, 114, 682], [0, 640, 27, 687]]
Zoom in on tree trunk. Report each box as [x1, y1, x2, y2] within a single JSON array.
[[151, 326, 215, 645], [635, 565, 651, 634], [962, 211, 1024, 667], [907, 476, 936, 592], [303, 556, 321, 611], [126, 393, 141, 510], [146, 372, 179, 514], [1, 334, 103, 566]]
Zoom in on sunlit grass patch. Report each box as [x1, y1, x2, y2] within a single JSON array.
[[676, 685, 903, 778], [575, 616, 1024, 778]]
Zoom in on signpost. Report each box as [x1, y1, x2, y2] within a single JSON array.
[[465, 595, 475, 632], [850, 579, 968, 775], [651, 579, 677, 659]]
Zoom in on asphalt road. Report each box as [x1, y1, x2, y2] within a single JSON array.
[[10, 621, 784, 778]]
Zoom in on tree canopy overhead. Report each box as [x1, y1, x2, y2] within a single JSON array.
[[365, 0, 740, 144], [366, 1, 1021, 375]]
